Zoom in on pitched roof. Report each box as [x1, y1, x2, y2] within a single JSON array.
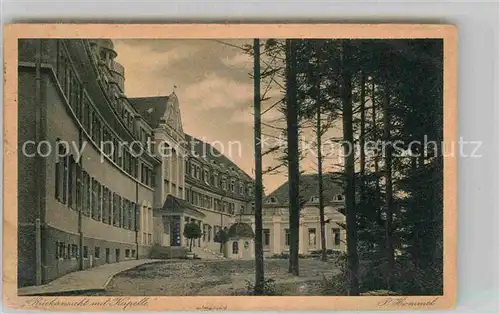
[[129, 96, 169, 128], [227, 222, 255, 238], [159, 194, 206, 219], [184, 133, 253, 181], [264, 173, 343, 206]]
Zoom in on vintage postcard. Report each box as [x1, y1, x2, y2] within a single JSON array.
[[3, 24, 457, 311]]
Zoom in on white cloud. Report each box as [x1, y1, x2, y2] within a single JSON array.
[[230, 109, 254, 125], [221, 53, 252, 68], [230, 105, 284, 126], [114, 39, 290, 191], [114, 41, 198, 97], [182, 73, 253, 109]]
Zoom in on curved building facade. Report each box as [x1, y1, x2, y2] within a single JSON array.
[[17, 39, 255, 287]]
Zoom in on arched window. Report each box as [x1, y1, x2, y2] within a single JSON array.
[[232, 241, 239, 254]]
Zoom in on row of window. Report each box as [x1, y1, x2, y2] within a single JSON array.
[[267, 194, 345, 204], [185, 190, 236, 215], [55, 242, 79, 259], [143, 232, 152, 246], [199, 224, 226, 243], [185, 217, 223, 244], [95, 44, 148, 144], [259, 228, 342, 248], [55, 242, 137, 260], [56, 41, 154, 188], [97, 49, 157, 173], [140, 164, 154, 187], [306, 228, 342, 247], [55, 145, 139, 231], [187, 161, 252, 197]]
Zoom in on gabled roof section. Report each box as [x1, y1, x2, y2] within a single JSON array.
[[164, 93, 184, 136], [129, 95, 169, 128], [265, 173, 343, 206], [159, 194, 206, 219]]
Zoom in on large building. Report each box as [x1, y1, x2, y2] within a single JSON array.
[[17, 39, 345, 288], [239, 174, 347, 256]]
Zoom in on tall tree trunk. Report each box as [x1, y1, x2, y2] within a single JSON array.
[[382, 82, 395, 290], [341, 40, 359, 295], [371, 78, 382, 226], [359, 70, 366, 206], [286, 39, 300, 276], [410, 147, 420, 268], [316, 82, 327, 262], [419, 136, 426, 168], [253, 38, 265, 294]]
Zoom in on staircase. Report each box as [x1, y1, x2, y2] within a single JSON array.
[[150, 244, 189, 259], [192, 247, 226, 260]]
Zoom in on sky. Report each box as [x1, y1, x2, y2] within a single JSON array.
[[114, 39, 291, 193]]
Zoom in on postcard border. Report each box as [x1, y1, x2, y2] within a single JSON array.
[[3, 24, 457, 311]]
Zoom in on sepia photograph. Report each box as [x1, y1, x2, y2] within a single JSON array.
[[3, 24, 457, 311]]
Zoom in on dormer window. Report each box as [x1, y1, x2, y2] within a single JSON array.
[[310, 196, 320, 203], [335, 194, 344, 201], [268, 197, 278, 204], [230, 179, 235, 192]]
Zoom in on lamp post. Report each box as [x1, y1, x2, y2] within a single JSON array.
[[219, 191, 228, 253]]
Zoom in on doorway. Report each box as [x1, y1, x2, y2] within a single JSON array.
[[170, 216, 181, 246]]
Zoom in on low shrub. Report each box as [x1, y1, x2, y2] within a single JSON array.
[[360, 290, 399, 296], [320, 251, 443, 296], [319, 252, 350, 295], [279, 252, 290, 259], [268, 252, 289, 259], [244, 278, 283, 296]]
